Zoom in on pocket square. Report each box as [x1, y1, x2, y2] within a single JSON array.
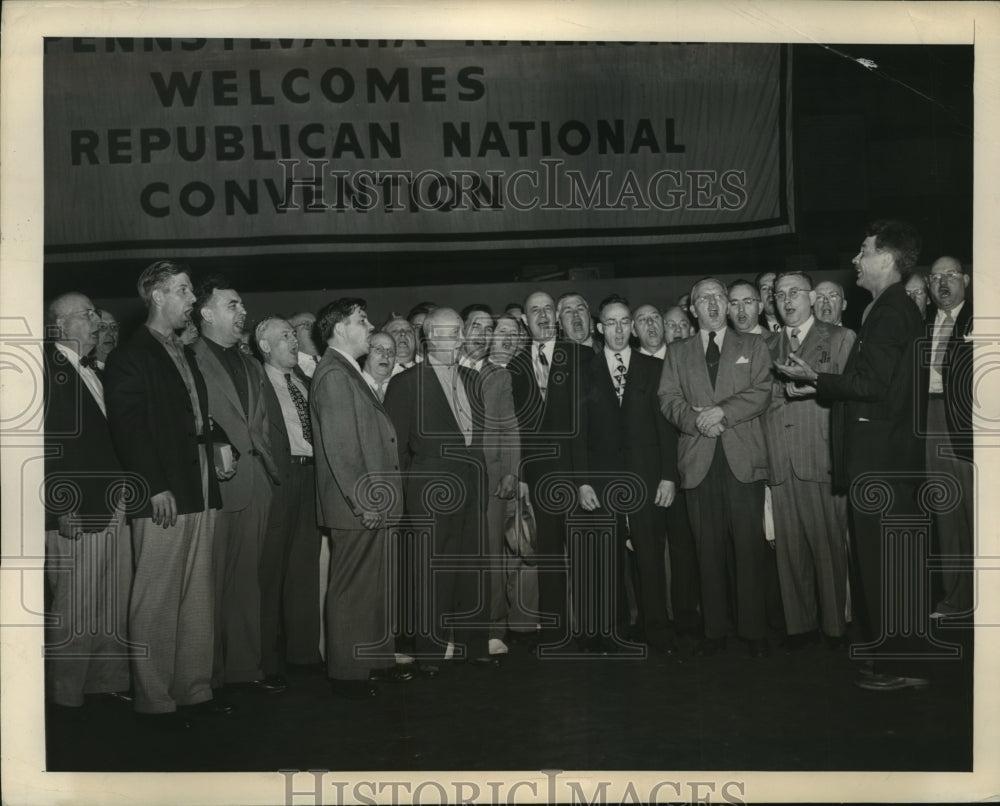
[[735, 355, 750, 365]]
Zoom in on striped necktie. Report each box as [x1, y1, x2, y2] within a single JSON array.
[[613, 352, 627, 405]]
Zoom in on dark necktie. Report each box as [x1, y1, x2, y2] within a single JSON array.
[[536, 343, 549, 400], [771, 320, 781, 333], [285, 372, 313, 444], [613, 352, 627, 405], [79, 353, 96, 369], [706, 331, 720, 388], [789, 327, 801, 353]]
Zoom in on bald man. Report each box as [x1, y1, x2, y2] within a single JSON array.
[[384, 308, 493, 672], [257, 316, 323, 680], [813, 281, 848, 327], [44, 293, 132, 713], [904, 274, 929, 319], [288, 312, 319, 380], [663, 306, 693, 343], [923, 256, 974, 619]]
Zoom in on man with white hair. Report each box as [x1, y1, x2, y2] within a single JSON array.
[[384, 308, 494, 673], [362, 331, 397, 402], [813, 281, 849, 327], [557, 291, 596, 350], [44, 292, 132, 716], [256, 316, 323, 682], [288, 312, 319, 380], [383, 314, 418, 374]]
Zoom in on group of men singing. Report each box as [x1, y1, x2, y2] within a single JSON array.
[[43, 218, 974, 729]]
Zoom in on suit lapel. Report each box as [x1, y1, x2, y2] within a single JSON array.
[[194, 339, 245, 418], [327, 349, 386, 413], [421, 363, 462, 435]]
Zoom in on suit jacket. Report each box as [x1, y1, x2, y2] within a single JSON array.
[[260, 368, 293, 485], [480, 362, 520, 490], [311, 348, 403, 530], [507, 340, 589, 482], [104, 325, 221, 518], [43, 342, 125, 531], [922, 297, 974, 462], [763, 320, 856, 485], [192, 338, 279, 512], [816, 281, 928, 488], [658, 328, 771, 489], [584, 350, 678, 505], [383, 361, 487, 517]]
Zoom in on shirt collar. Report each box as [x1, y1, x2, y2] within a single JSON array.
[[786, 315, 815, 341], [936, 301, 964, 323], [699, 327, 727, 351]]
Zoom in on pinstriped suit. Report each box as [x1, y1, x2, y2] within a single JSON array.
[[763, 319, 855, 637]]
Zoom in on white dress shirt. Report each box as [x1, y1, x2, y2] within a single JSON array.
[[54, 342, 105, 416]]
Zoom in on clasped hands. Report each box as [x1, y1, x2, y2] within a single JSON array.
[[692, 405, 726, 438]]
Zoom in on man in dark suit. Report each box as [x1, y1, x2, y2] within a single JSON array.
[[256, 316, 323, 682], [756, 271, 782, 333], [659, 277, 773, 657], [580, 296, 679, 654], [923, 256, 974, 619], [508, 291, 590, 650], [105, 260, 224, 726], [777, 219, 930, 691], [311, 298, 404, 698], [384, 308, 494, 672], [43, 292, 132, 712], [763, 272, 855, 648], [191, 276, 281, 694]]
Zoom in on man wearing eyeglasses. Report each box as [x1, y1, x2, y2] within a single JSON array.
[[728, 280, 766, 336], [923, 256, 974, 621], [662, 306, 693, 343], [362, 332, 397, 402], [43, 293, 132, 716], [813, 281, 849, 327], [904, 274, 930, 319], [763, 272, 855, 651], [775, 219, 929, 692], [659, 277, 772, 658]]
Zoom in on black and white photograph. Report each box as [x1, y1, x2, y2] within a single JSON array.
[[2, 1, 999, 804]]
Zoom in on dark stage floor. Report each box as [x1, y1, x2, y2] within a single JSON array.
[[46, 623, 974, 774]]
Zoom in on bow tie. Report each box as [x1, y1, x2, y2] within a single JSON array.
[[79, 354, 97, 369]]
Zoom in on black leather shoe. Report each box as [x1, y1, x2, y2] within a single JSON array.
[[369, 665, 415, 682], [183, 695, 235, 717], [468, 655, 502, 668], [256, 675, 289, 693], [854, 673, 929, 692], [330, 679, 378, 700], [416, 663, 441, 679], [694, 637, 726, 656], [748, 639, 770, 658]]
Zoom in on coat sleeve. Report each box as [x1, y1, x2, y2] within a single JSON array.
[[717, 336, 772, 426], [313, 366, 372, 517], [104, 346, 171, 499], [817, 304, 903, 403], [659, 345, 700, 436], [382, 371, 412, 473]]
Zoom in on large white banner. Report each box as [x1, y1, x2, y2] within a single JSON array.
[[44, 39, 793, 261]]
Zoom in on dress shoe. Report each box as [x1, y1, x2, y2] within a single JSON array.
[[93, 690, 133, 705], [369, 665, 414, 683], [854, 673, 930, 692], [182, 695, 235, 717], [136, 711, 192, 731], [694, 637, 726, 656], [468, 654, 503, 668], [747, 638, 770, 658], [330, 679, 378, 700], [256, 674, 289, 693], [416, 663, 441, 679]]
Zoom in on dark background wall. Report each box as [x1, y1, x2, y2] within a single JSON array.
[[48, 43, 973, 332]]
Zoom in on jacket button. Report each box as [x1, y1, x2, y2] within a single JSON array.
[[394, 465, 399, 470]]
